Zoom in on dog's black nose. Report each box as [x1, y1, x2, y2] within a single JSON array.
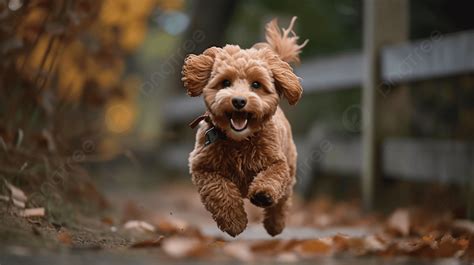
[[232, 97, 247, 109]]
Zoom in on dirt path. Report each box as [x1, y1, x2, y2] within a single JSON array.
[[1, 183, 473, 263]]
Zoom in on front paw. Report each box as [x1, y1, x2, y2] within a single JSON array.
[[214, 211, 248, 237], [250, 191, 274, 208]]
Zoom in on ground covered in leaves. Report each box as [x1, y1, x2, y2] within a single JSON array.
[[1, 182, 474, 264]]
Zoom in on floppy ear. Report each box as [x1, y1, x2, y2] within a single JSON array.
[[268, 54, 303, 105], [181, 47, 220, 97]]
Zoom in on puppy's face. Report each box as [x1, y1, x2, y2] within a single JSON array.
[[182, 45, 302, 141]]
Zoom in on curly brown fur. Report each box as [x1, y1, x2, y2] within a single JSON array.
[[182, 17, 307, 237]]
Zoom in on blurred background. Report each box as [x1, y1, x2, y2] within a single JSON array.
[[1, 0, 474, 245]]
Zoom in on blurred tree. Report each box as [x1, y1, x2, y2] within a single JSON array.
[[0, 0, 156, 156], [169, 0, 240, 92], [184, 0, 240, 54], [227, 0, 363, 58], [411, 0, 474, 39]]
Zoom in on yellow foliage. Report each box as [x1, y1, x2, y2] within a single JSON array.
[[16, 36, 53, 82], [100, 0, 155, 26], [56, 40, 86, 101], [105, 100, 137, 134], [14, 0, 156, 102], [156, 0, 184, 11], [16, 7, 48, 42], [120, 21, 148, 51]]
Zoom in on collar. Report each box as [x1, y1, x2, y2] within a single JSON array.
[[189, 112, 226, 146]]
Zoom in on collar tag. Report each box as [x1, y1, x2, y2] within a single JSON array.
[[204, 127, 220, 146]]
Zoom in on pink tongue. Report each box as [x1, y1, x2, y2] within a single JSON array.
[[231, 118, 248, 130]]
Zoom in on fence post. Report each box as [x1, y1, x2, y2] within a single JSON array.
[[362, 0, 409, 210], [469, 161, 474, 219]]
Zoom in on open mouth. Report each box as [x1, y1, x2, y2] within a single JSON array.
[[226, 112, 251, 132]]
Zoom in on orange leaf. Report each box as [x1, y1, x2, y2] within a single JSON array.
[[295, 238, 332, 256], [57, 230, 72, 245], [130, 236, 164, 248]]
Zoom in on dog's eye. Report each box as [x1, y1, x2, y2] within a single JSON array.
[[251, 81, 261, 89], [222, 79, 231, 88]]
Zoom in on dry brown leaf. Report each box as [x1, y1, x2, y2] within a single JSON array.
[[332, 234, 351, 252], [364, 234, 387, 252], [12, 198, 25, 208], [421, 233, 437, 248], [250, 239, 282, 254], [123, 220, 156, 233], [4, 180, 27, 203], [387, 208, 410, 236], [295, 238, 333, 256], [392, 234, 466, 258], [347, 237, 368, 255], [19, 208, 45, 217], [464, 236, 474, 260], [223, 242, 254, 262], [161, 237, 207, 258], [458, 238, 469, 249], [275, 252, 299, 263], [155, 217, 189, 234], [395, 238, 431, 256], [208, 240, 227, 251], [130, 236, 164, 248], [280, 239, 303, 252], [57, 230, 72, 245], [436, 234, 464, 258]]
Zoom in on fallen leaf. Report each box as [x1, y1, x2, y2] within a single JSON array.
[[208, 240, 226, 248], [130, 236, 164, 248], [57, 230, 72, 245], [250, 240, 282, 254], [387, 208, 410, 236], [123, 220, 156, 233], [161, 237, 207, 258], [12, 198, 25, 208], [346, 237, 367, 255], [437, 234, 464, 258], [395, 238, 431, 256], [295, 238, 333, 256], [19, 208, 45, 217], [223, 242, 254, 262], [280, 239, 302, 252], [332, 234, 351, 251], [275, 252, 299, 263], [4, 180, 27, 203], [155, 217, 189, 234], [364, 234, 387, 252], [464, 236, 474, 259], [421, 233, 437, 247]]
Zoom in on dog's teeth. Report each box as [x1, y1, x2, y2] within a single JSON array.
[[230, 118, 248, 131]]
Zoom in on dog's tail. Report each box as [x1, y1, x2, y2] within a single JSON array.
[[254, 16, 308, 64]]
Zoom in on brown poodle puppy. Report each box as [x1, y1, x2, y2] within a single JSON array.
[[182, 17, 307, 237]]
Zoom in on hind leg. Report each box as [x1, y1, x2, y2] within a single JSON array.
[[263, 191, 292, 236]]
